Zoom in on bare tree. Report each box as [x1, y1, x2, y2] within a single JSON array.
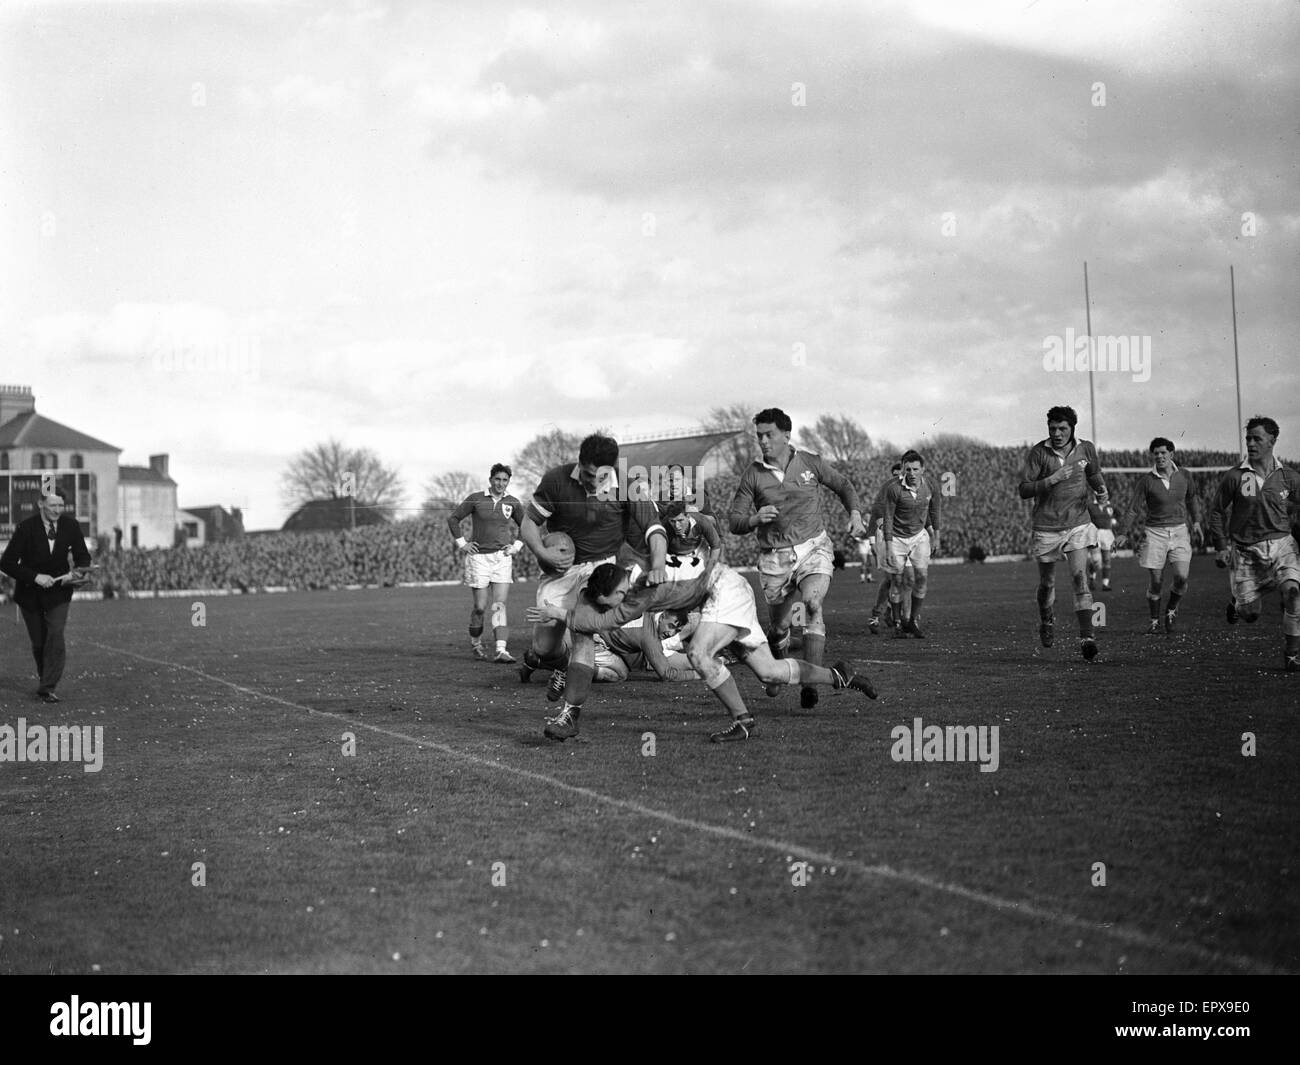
[[421, 470, 480, 519], [280, 438, 405, 518], [700, 403, 759, 475], [512, 428, 583, 495], [798, 414, 875, 468]]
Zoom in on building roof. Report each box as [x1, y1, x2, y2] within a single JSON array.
[[119, 465, 177, 486], [282, 497, 389, 532], [617, 430, 738, 471], [0, 410, 120, 453]]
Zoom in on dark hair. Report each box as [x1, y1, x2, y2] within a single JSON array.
[[587, 563, 630, 600], [900, 450, 924, 466], [1046, 405, 1078, 429], [490, 463, 512, 478], [661, 500, 688, 521], [1246, 415, 1280, 441], [753, 408, 793, 433], [1148, 438, 1174, 453], [578, 433, 619, 468], [890, 461, 902, 474]]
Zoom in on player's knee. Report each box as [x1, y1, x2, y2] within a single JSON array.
[[1240, 600, 1262, 622]]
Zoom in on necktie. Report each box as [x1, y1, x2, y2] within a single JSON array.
[[47, 522, 56, 539]]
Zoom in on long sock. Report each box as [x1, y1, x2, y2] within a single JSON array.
[[803, 631, 825, 667], [910, 595, 924, 623], [709, 674, 750, 718], [797, 661, 835, 686], [1147, 594, 1160, 619], [875, 580, 891, 612], [1037, 585, 1054, 617], [539, 650, 569, 671], [469, 620, 484, 639], [1075, 608, 1094, 638], [1166, 591, 1183, 612], [564, 663, 594, 707]]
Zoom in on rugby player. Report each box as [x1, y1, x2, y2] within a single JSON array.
[[728, 408, 865, 708], [1017, 405, 1110, 660], [539, 562, 878, 742], [1086, 491, 1119, 593], [447, 464, 524, 662], [868, 461, 904, 634], [517, 433, 668, 733], [661, 500, 722, 581], [1126, 438, 1202, 634], [589, 611, 700, 683], [1207, 416, 1300, 671], [882, 450, 941, 638]]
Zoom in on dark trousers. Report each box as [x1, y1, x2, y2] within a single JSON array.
[[20, 600, 71, 694]]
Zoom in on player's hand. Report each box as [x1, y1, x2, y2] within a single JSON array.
[[929, 530, 940, 554], [847, 511, 866, 539], [458, 540, 480, 554], [645, 566, 668, 586], [525, 605, 565, 624], [1215, 548, 1230, 569], [538, 547, 572, 571], [755, 505, 780, 525], [35, 574, 55, 589]]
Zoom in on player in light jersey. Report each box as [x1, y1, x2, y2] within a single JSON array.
[[535, 561, 878, 742], [1126, 438, 1202, 634], [882, 450, 941, 639], [728, 408, 865, 709], [1017, 405, 1110, 661], [661, 500, 722, 581], [518, 433, 668, 738], [1086, 492, 1118, 594], [1207, 416, 1300, 672], [589, 611, 700, 683], [447, 464, 524, 662]]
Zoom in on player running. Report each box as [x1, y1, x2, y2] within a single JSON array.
[[728, 408, 865, 708], [1017, 405, 1110, 660], [881, 450, 941, 638], [1086, 491, 1118, 594], [868, 461, 904, 634], [536, 561, 878, 742], [1207, 416, 1300, 671], [447, 464, 524, 662], [1126, 438, 1202, 634], [518, 433, 668, 734]]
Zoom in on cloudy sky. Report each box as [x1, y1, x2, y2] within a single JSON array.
[[2, 0, 1296, 528]]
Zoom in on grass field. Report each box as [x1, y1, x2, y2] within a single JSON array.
[[1, 554, 1296, 974]]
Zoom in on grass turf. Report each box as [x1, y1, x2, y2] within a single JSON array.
[[0, 554, 1295, 974]]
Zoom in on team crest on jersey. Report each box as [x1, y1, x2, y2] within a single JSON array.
[[799, 470, 816, 485], [502, 503, 513, 519]]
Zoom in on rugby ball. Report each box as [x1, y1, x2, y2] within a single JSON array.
[[540, 531, 576, 576]]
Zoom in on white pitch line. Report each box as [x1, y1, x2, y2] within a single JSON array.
[[89, 640, 1284, 975]]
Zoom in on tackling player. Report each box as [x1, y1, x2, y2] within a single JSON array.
[[447, 464, 524, 662], [728, 408, 865, 708], [1126, 438, 1202, 634], [1017, 405, 1110, 660], [882, 451, 941, 638], [1207, 416, 1300, 671], [518, 433, 668, 736]]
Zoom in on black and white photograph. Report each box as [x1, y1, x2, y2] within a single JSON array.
[[1, 0, 1296, 1007]]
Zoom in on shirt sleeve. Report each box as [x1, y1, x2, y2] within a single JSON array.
[[727, 467, 757, 535], [811, 454, 860, 514], [527, 469, 561, 524], [1207, 469, 1237, 550], [926, 479, 941, 531]]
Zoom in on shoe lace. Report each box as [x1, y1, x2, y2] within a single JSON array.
[[545, 707, 572, 726]]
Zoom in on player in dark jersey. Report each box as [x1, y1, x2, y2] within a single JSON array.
[[868, 462, 903, 634], [1126, 438, 1202, 634], [881, 451, 941, 638], [447, 464, 524, 661], [518, 433, 668, 739], [1017, 405, 1110, 661], [661, 500, 722, 580]]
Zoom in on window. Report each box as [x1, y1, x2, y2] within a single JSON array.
[[71, 454, 84, 469], [47, 452, 58, 468], [0, 452, 7, 470], [183, 522, 199, 538], [130, 525, 139, 548], [32, 454, 44, 469]]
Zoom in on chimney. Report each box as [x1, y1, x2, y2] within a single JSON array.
[[149, 453, 169, 478], [0, 384, 35, 427]]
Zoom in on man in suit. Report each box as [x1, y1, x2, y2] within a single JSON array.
[[1, 489, 92, 702]]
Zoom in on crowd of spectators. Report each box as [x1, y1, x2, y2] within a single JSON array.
[[6, 445, 1261, 598]]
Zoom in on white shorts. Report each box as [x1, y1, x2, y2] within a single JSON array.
[[1229, 536, 1300, 604], [886, 529, 931, 571], [1092, 528, 1115, 552], [1031, 522, 1096, 563], [757, 531, 835, 605], [463, 550, 513, 588], [1139, 525, 1191, 569], [536, 556, 617, 612], [700, 568, 767, 651], [664, 548, 709, 582]]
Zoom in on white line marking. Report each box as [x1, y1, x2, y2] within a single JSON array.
[[89, 639, 1284, 974]]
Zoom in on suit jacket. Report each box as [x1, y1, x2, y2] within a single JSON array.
[[1, 513, 92, 611]]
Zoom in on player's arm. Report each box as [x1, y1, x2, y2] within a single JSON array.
[[628, 498, 668, 583], [815, 456, 864, 536], [882, 482, 897, 544], [1084, 444, 1108, 502], [504, 494, 525, 554], [640, 619, 699, 682], [727, 468, 760, 534], [447, 496, 477, 552], [1018, 451, 1068, 498], [1182, 474, 1203, 537], [0, 527, 39, 585], [1207, 470, 1236, 560], [522, 476, 568, 569], [697, 512, 724, 564], [926, 480, 941, 553]]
